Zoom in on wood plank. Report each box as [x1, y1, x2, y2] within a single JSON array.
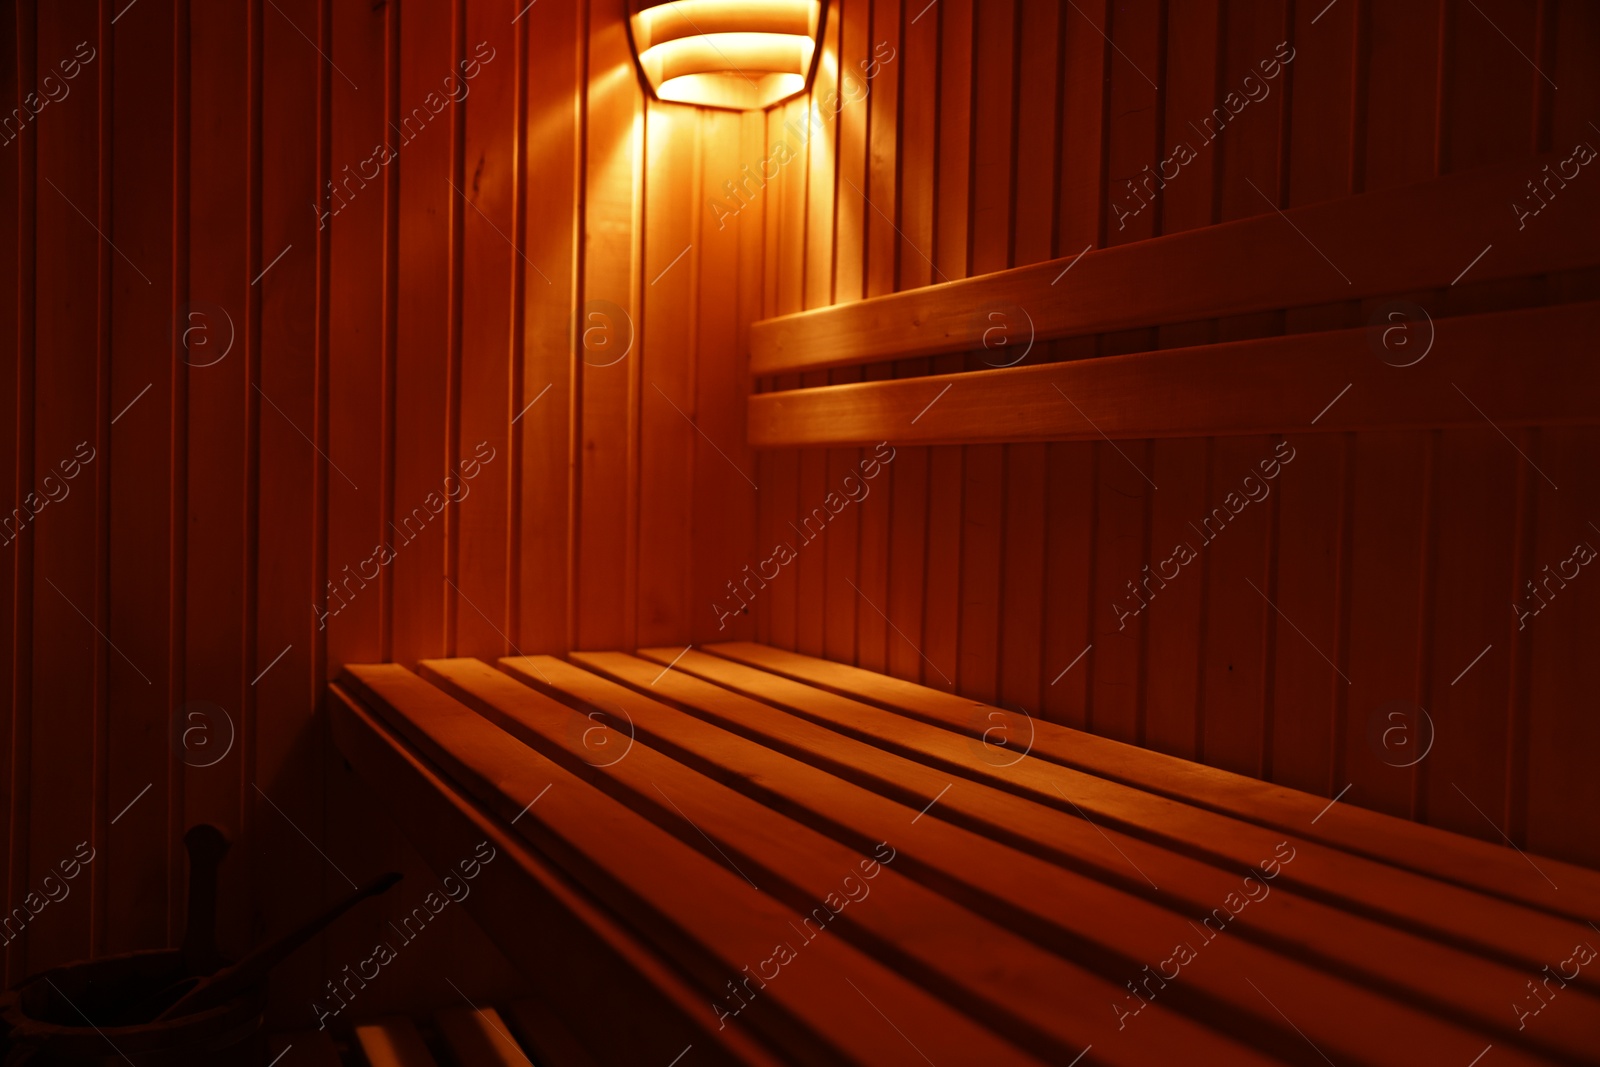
[[996, 442, 1045, 713], [689, 107, 758, 645], [636, 101, 697, 648], [747, 154, 1600, 375], [883, 441, 927, 683], [29, 0, 105, 976], [792, 0, 844, 664], [701, 641, 1600, 923], [1419, 430, 1516, 844], [822, 415, 862, 666], [1267, 435, 1344, 795], [1087, 440, 1147, 744], [1343, 431, 1429, 821], [354, 1018, 439, 1067], [516, 0, 580, 654], [425, 657, 1235, 1065], [107, 0, 177, 961], [336, 664, 1044, 1066], [435, 1006, 532, 1067], [1217, 0, 1290, 221], [896, 0, 936, 292], [1039, 442, 1095, 728], [455, 0, 519, 658], [792, 431, 828, 658], [1362, 0, 1443, 191], [956, 444, 1002, 702], [1197, 436, 1277, 777], [575, 0, 642, 651], [1141, 438, 1208, 760], [869, 0, 926, 680], [863, 0, 902, 298], [1524, 427, 1600, 868], [1287, 0, 1359, 207], [184, 0, 250, 954], [920, 444, 961, 691], [389, 0, 457, 665], [833, 0, 869, 306], [852, 366, 892, 673], [518, 653, 1476, 1065], [0, 0, 26, 989], [749, 301, 1600, 447], [1056, 0, 1109, 251], [1102, 0, 1161, 246], [1443, 0, 1537, 173], [327, 685, 781, 1067], [603, 648, 1591, 1063], [254, 0, 325, 1015], [320, 0, 398, 1024]]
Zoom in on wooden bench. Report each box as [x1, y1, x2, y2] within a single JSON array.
[[331, 647, 1600, 1067]]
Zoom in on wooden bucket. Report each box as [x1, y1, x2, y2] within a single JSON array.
[[2, 949, 266, 1066]]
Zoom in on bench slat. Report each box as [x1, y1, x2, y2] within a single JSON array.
[[355, 1018, 439, 1067], [662, 648, 1597, 984], [337, 665, 1046, 1067], [328, 683, 783, 1067], [591, 649, 1599, 1065], [703, 642, 1600, 921], [427, 656, 1279, 1067]]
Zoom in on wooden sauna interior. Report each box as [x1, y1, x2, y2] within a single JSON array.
[[3, 0, 1600, 1063]]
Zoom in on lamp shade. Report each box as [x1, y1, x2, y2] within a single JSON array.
[[627, 0, 825, 111]]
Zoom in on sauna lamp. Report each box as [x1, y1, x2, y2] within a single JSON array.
[[627, 0, 825, 111]]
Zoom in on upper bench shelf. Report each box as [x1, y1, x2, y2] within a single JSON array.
[[747, 153, 1600, 378]]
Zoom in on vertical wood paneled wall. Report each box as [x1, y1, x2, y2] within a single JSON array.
[[1, 0, 759, 1016], [751, 0, 1600, 869]]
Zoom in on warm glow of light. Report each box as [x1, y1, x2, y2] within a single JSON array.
[[629, 1, 823, 111]]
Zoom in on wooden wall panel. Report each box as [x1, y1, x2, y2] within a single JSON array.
[[0, 0, 25, 988], [27, 0, 101, 978], [517, 0, 578, 656], [4, 0, 760, 1017], [5, 0, 1599, 1012], [753, 0, 1600, 870], [107, 0, 178, 962], [455, 0, 518, 659], [255, 0, 327, 1009]]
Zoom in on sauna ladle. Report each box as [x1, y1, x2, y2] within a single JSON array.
[[180, 824, 229, 977], [153, 870, 402, 1022]]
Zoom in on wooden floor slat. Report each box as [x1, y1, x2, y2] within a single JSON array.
[[354, 1018, 439, 1067], [702, 641, 1600, 921], [663, 648, 1598, 981], [337, 665, 1046, 1067], [560, 651, 1596, 1065], [423, 656, 1280, 1066]]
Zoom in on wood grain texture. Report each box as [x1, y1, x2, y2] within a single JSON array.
[[749, 153, 1600, 375], [750, 302, 1600, 447], [7, 0, 757, 1018], [749, 0, 1600, 874], [333, 648, 1600, 1064]]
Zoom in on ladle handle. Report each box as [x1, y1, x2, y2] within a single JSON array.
[[155, 870, 401, 1022], [180, 824, 230, 976]]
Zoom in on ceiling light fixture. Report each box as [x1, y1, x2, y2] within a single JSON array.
[[628, 0, 825, 111]]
